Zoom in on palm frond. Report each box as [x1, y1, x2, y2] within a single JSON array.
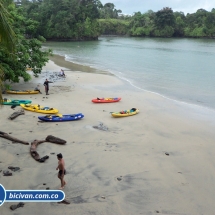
[[0, 1, 16, 52], [0, 0, 17, 103]]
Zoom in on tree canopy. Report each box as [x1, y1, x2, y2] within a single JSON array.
[[0, 0, 51, 87], [130, 7, 215, 38], [98, 6, 215, 38], [20, 0, 102, 40], [18, 1, 215, 38]]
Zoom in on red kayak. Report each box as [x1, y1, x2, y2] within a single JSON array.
[[92, 97, 121, 103]]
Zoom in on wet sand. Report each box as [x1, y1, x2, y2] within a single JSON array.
[[0, 56, 215, 215]]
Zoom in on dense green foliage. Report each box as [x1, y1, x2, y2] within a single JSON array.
[[21, 0, 102, 40], [0, 0, 16, 100], [20, 0, 215, 38], [99, 19, 129, 35], [115, 7, 215, 38], [11, 0, 213, 39], [98, 6, 215, 38], [99, 3, 122, 19], [20, 0, 124, 38], [0, 0, 51, 84]]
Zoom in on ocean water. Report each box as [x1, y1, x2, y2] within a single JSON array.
[[43, 37, 215, 110]]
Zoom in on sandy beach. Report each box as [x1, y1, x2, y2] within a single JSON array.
[[1, 56, 215, 215]]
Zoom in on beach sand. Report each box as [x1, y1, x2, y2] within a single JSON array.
[[0, 56, 215, 215]]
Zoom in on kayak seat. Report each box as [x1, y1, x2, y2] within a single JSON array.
[[45, 115, 52, 118], [56, 114, 63, 117]]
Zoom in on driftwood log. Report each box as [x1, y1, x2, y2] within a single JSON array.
[[8, 109, 25, 120], [46, 135, 66, 144], [30, 140, 46, 161], [0, 131, 29, 145], [30, 135, 66, 162]]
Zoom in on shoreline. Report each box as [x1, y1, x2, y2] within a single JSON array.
[[49, 54, 113, 76], [0, 58, 215, 214], [50, 53, 215, 113], [50, 54, 215, 118]]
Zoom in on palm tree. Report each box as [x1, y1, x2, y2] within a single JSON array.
[[0, 0, 16, 102]]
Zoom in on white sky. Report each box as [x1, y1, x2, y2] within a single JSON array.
[[100, 0, 215, 15]]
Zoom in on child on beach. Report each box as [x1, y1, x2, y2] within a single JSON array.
[[56, 153, 66, 189], [34, 85, 42, 94]]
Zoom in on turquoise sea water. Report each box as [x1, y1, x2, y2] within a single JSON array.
[[43, 37, 215, 110]]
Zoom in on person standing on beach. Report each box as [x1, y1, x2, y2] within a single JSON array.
[[56, 153, 66, 189], [43, 79, 53, 95]]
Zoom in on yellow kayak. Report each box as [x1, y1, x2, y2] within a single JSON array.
[[111, 108, 139, 118], [20, 104, 59, 114], [6, 90, 39, 94]]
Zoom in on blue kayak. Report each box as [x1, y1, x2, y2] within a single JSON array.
[[38, 113, 84, 122]]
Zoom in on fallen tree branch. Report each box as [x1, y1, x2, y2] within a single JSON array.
[[0, 131, 29, 145], [30, 135, 66, 162]]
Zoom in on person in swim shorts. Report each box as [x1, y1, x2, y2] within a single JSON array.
[[56, 153, 66, 189]]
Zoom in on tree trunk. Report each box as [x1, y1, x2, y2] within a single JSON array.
[[30, 135, 66, 162], [30, 139, 46, 161], [0, 131, 29, 145]]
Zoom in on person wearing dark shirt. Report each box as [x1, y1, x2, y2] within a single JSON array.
[[43, 79, 53, 95]]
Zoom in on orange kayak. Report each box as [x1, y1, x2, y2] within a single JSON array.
[[92, 97, 121, 103]]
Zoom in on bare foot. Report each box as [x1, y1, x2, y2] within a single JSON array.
[[59, 186, 64, 190]]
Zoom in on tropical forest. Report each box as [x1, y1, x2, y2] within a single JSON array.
[[16, 0, 215, 39]]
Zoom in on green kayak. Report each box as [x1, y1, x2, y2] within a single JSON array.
[[1, 99, 32, 105]]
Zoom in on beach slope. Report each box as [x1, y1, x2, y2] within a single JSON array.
[[0, 58, 215, 215]]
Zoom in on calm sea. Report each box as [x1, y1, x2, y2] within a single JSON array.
[[43, 37, 215, 110]]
